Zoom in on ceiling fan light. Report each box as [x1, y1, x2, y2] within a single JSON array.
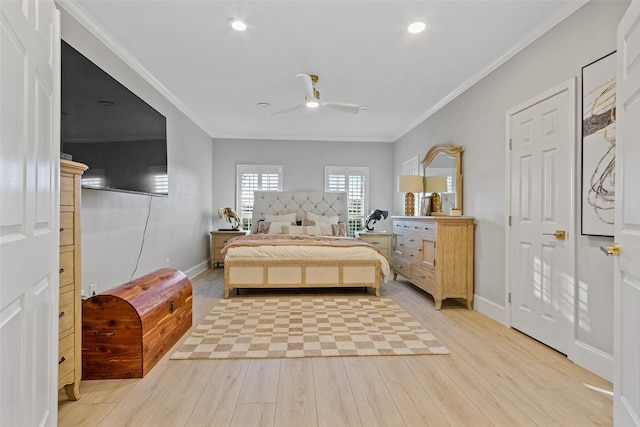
[[306, 100, 320, 108], [229, 19, 247, 31], [408, 21, 426, 34]]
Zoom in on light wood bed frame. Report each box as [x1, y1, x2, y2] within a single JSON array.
[[223, 191, 382, 298]]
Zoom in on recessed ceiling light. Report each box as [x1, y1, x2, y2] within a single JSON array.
[[97, 100, 115, 107], [359, 106, 370, 112], [257, 102, 271, 108], [228, 19, 247, 32], [305, 100, 320, 108], [408, 22, 426, 34]]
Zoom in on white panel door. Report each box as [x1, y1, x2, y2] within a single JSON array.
[[508, 80, 575, 354], [0, 1, 60, 426], [614, 2, 640, 424]]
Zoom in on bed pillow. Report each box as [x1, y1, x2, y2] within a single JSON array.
[[256, 221, 271, 234], [281, 225, 323, 236], [270, 221, 297, 234], [306, 211, 339, 225], [257, 220, 296, 234], [332, 223, 347, 237], [265, 212, 297, 223]]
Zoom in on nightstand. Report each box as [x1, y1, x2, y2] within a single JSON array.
[[210, 230, 246, 268], [357, 231, 392, 259]]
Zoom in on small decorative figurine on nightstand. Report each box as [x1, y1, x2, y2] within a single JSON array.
[[363, 209, 389, 231], [218, 207, 241, 231]]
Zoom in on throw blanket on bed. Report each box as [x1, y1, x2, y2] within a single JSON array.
[[221, 234, 390, 282]]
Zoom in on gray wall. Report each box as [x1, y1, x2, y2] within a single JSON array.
[[61, 9, 213, 292], [212, 138, 394, 232], [394, 0, 629, 380]]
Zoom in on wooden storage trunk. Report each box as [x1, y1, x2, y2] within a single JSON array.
[[82, 268, 192, 379]]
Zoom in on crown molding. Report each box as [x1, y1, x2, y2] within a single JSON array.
[[393, 0, 588, 142]]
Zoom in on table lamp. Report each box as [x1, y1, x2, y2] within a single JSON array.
[[425, 176, 448, 213], [398, 175, 424, 216]]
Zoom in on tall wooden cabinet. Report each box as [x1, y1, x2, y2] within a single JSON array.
[[59, 160, 87, 400], [391, 216, 474, 310]]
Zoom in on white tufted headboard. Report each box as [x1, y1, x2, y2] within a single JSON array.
[[251, 191, 348, 233]]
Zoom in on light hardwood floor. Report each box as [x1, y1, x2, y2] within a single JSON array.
[[58, 269, 612, 426]]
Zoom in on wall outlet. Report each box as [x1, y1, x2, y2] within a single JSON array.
[[90, 283, 98, 296]]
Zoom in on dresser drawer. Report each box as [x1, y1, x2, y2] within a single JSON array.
[[214, 234, 242, 250], [59, 249, 74, 287], [60, 212, 74, 246], [410, 264, 436, 294], [391, 257, 410, 277], [360, 236, 389, 248], [211, 231, 246, 267], [394, 220, 413, 233], [403, 231, 420, 249], [58, 333, 75, 388], [404, 248, 420, 264], [59, 289, 75, 336], [358, 233, 391, 259], [60, 175, 75, 206]]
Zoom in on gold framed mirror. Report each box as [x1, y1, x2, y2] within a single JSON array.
[[421, 144, 463, 214]]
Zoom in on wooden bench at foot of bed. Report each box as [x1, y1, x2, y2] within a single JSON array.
[[223, 258, 381, 298]]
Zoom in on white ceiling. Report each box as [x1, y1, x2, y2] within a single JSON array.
[[57, 0, 586, 143]]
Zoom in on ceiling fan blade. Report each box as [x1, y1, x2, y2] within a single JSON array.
[[323, 102, 361, 114], [296, 74, 316, 100], [270, 103, 305, 116]]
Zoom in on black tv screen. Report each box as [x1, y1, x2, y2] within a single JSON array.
[[61, 40, 168, 197]]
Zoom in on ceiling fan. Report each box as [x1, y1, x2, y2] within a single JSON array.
[[271, 74, 362, 116]]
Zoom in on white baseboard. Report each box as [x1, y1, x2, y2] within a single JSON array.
[[185, 260, 209, 280], [473, 294, 507, 325], [570, 340, 613, 382]]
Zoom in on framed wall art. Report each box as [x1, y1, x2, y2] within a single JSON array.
[[581, 51, 616, 236]]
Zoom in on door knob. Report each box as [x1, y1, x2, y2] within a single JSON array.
[[543, 230, 566, 240], [600, 243, 620, 256]]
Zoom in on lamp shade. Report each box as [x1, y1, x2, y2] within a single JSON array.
[[425, 176, 448, 193], [398, 175, 424, 193]]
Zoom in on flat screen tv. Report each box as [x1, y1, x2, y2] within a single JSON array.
[[61, 40, 168, 197]]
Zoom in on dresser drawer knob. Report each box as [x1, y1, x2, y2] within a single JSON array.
[[94, 331, 116, 337], [59, 268, 64, 274], [58, 357, 66, 365], [59, 311, 65, 318], [59, 227, 65, 232]]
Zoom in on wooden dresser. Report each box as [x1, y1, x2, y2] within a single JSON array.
[[210, 230, 247, 268], [357, 231, 392, 259], [391, 216, 474, 310], [59, 159, 87, 400]]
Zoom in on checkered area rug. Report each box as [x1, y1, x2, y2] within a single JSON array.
[[170, 297, 449, 360]]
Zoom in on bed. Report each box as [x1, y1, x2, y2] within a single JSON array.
[[221, 191, 389, 298]]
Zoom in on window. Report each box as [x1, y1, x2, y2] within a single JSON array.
[[325, 166, 369, 236], [236, 164, 283, 230]]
